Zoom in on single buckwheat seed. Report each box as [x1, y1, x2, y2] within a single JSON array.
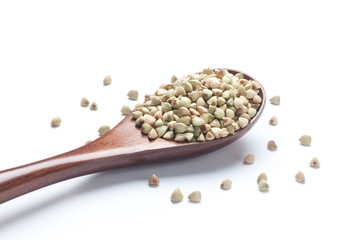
[[258, 179, 269, 191], [148, 128, 158, 140], [299, 135, 311, 146], [257, 172, 267, 184], [127, 90, 139, 100], [267, 140, 277, 151], [98, 125, 110, 136], [103, 75, 112, 85], [295, 171, 305, 183], [121, 105, 132, 115], [51, 116, 61, 127], [220, 179, 232, 190], [270, 95, 280, 105], [90, 102, 98, 110], [80, 97, 89, 107], [188, 191, 201, 203], [269, 116, 278, 125], [243, 153, 255, 164], [170, 188, 184, 202], [148, 174, 159, 185], [310, 157, 320, 168]]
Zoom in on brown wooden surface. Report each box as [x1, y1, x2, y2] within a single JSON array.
[[0, 69, 265, 204]]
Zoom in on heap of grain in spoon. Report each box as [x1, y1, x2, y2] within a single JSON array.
[[131, 68, 262, 142]]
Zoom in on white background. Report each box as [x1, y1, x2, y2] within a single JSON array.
[[0, 0, 359, 239]]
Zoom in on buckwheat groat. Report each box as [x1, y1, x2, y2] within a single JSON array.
[[188, 191, 201, 203], [299, 135, 311, 146], [81, 97, 89, 107], [103, 75, 112, 85], [127, 90, 139, 100], [148, 174, 159, 185], [98, 125, 110, 136], [269, 95, 280, 105], [51, 116, 61, 127], [170, 188, 184, 202], [310, 157, 320, 168], [220, 178, 232, 190]]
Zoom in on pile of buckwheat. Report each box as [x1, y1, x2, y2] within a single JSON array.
[[131, 68, 262, 142]]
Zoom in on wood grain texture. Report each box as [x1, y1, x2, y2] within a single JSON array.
[[0, 69, 265, 204]]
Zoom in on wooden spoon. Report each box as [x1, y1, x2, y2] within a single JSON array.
[[0, 69, 265, 204]]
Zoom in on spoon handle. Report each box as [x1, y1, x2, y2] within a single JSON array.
[[0, 115, 154, 204], [0, 144, 147, 204]]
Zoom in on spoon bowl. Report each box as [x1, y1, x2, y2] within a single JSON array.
[[0, 68, 265, 204]]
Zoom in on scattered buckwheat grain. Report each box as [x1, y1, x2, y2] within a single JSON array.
[[98, 125, 110, 136], [295, 171, 305, 183], [269, 116, 278, 125], [243, 153, 255, 164], [270, 95, 280, 105], [220, 179, 232, 190], [310, 157, 320, 168], [121, 105, 132, 115], [51, 116, 61, 127], [170, 188, 184, 202], [257, 172, 267, 184], [148, 174, 159, 185], [188, 191, 201, 203], [90, 102, 98, 110], [103, 75, 112, 85], [80, 97, 89, 107], [258, 179, 269, 191], [267, 140, 277, 151], [127, 90, 139, 100], [299, 135, 311, 146]]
